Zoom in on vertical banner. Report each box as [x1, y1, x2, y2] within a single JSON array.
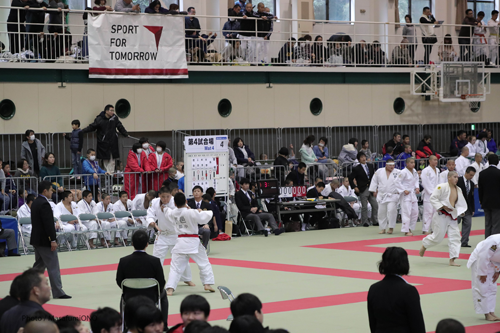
[[88, 14, 188, 79]]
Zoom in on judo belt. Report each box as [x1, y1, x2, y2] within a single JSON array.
[[439, 209, 457, 221], [474, 34, 488, 44], [178, 234, 199, 238]]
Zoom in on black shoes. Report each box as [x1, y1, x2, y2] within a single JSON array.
[[274, 228, 285, 236], [461, 244, 471, 248], [262, 230, 269, 237], [363, 223, 370, 227], [7, 250, 21, 257], [56, 295, 72, 299]]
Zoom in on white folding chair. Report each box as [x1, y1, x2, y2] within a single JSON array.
[[59, 214, 90, 250], [217, 286, 235, 321], [17, 217, 31, 255], [96, 212, 116, 248]]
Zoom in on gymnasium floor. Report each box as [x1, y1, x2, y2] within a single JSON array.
[[1, 218, 499, 333]]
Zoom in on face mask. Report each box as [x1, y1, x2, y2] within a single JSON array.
[[136, 148, 143, 154], [318, 143, 324, 147], [142, 143, 149, 149], [89, 156, 96, 161], [229, 18, 235, 21], [156, 147, 163, 153], [36, 0, 43, 3], [29, 135, 35, 141]]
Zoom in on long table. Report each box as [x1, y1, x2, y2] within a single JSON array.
[[275, 198, 340, 221]]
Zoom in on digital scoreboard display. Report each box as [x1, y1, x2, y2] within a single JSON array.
[[257, 179, 280, 198]]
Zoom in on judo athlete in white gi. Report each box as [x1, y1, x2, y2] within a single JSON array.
[[112, 190, 135, 243], [456, 147, 471, 177], [92, 193, 118, 247], [369, 159, 400, 234], [132, 190, 158, 227], [17, 194, 35, 234], [54, 191, 85, 248], [420, 171, 468, 267], [488, 10, 500, 65], [77, 190, 99, 249], [149, 187, 194, 288], [166, 192, 215, 296], [395, 157, 420, 236], [440, 160, 456, 184], [420, 155, 441, 234], [467, 234, 500, 321]]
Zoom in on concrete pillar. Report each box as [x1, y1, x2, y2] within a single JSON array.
[[0, 0, 10, 50]]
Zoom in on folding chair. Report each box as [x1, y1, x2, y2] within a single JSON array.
[[219, 201, 241, 237], [120, 278, 161, 332], [17, 217, 31, 255], [54, 216, 72, 251], [217, 286, 235, 321], [114, 211, 141, 246], [130, 210, 148, 229], [78, 213, 100, 248], [59, 214, 90, 250], [96, 212, 116, 248], [233, 204, 252, 236]]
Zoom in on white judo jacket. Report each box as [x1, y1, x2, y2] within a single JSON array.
[[467, 234, 500, 274], [430, 182, 467, 219], [395, 168, 419, 202], [421, 166, 440, 201], [369, 168, 401, 203], [165, 207, 213, 254]]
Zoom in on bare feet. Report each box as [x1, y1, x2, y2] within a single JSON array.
[[419, 246, 426, 257], [405, 232, 413, 236], [489, 312, 500, 320], [166, 288, 174, 296], [100, 239, 107, 247], [379, 230, 386, 234], [184, 281, 196, 287], [204, 285, 215, 292], [449, 258, 461, 267], [88, 241, 96, 249], [485, 313, 500, 321], [387, 228, 393, 234]]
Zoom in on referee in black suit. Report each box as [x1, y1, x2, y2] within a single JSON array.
[[30, 181, 70, 299], [457, 166, 476, 247]]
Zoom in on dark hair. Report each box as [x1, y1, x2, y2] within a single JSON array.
[[435, 318, 465, 333], [156, 140, 167, 150], [26, 194, 36, 205], [181, 294, 210, 317], [9, 274, 22, 299], [478, 11, 485, 17], [90, 307, 121, 333], [488, 154, 499, 166], [192, 185, 203, 193], [187, 6, 195, 12], [423, 6, 430, 11], [17, 159, 28, 169], [386, 146, 393, 154], [185, 320, 211, 333], [132, 229, 149, 250], [139, 137, 149, 144], [87, 148, 95, 155], [168, 182, 179, 193], [206, 187, 216, 198], [458, 130, 467, 137], [159, 186, 170, 195], [18, 268, 44, 302], [314, 35, 322, 41], [231, 293, 262, 318], [466, 8, 473, 15], [149, 0, 161, 9], [298, 162, 307, 169], [357, 152, 366, 160], [169, 3, 179, 10], [318, 137, 328, 145], [232, 137, 244, 149], [56, 316, 81, 331], [465, 166, 476, 174], [316, 181, 325, 188], [124, 296, 156, 329], [378, 247, 410, 276], [303, 135, 315, 146], [402, 135, 409, 140], [24, 129, 35, 140], [423, 134, 432, 141], [202, 327, 229, 333], [361, 140, 368, 146], [229, 315, 265, 333], [478, 132, 487, 140], [82, 190, 92, 199], [239, 178, 250, 185], [60, 191, 72, 202], [493, 10, 499, 15], [119, 190, 128, 198], [304, 34, 312, 41], [233, 4, 241, 9], [348, 137, 358, 145], [94, 0, 101, 5], [71, 120, 80, 127], [42, 152, 55, 167], [404, 14, 412, 22], [202, 194, 212, 202], [135, 304, 163, 330], [38, 181, 52, 194], [132, 142, 142, 153], [104, 104, 114, 112], [174, 192, 186, 207], [101, 192, 110, 201]]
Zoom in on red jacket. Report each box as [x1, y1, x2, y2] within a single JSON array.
[[147, 152, 173, 172], [124, 150, 148, 173]]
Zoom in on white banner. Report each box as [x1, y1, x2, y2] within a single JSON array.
[[184, 136, 229, 153], [88, 14, 188, 79]]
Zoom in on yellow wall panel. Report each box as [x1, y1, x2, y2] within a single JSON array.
[[192, 84, 222, 130], [164, 85, 194, 130], [102, 84, 136, 132], [3, 83, 39, 134], [134, 84, 165, 131]]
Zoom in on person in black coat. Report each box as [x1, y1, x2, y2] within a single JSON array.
[[116, 230, 168, 328], [304, 182, 326, 228], [187, 186, 215, 249], [7, 0, 28, 54], [273, 147, 290, 185], [82, 104, 128, 173], [457, 167, 476, 247], [367, 247, 425, 333], [0, 274, 21, 320], [30, 181, 69, 299], [25, 0, 49, 58], [349, 152, 378, 227], [478, 154, 500, 238], [285, 162, 306, 186]]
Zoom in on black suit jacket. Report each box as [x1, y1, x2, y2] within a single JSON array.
[[457, 177, 475, 214], [307, 187, 320, 198], [116, 251, 166, 303], [235, 190, 258, 219], [478, 166, 500, 210], [187, 199, 214, 227], [30, 196, 56, 247], [367, 275, 426, 333], [349, 163, 375, 193]]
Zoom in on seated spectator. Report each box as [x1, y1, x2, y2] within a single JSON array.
[[304, 181, 326, 229], [484, 128, 497, 153], [185, 320, 211, 333], [145, 0, 169, 13], [147, 141, 173, 191], [475, 131, 489, 158], [13, 159, 36, 196], [438, 34, 458, 62], [185, 7, 217, 63], [465, 135, 477, 158], [0, 275, 21, 319], [83, 148, 108, 201], [229, 315, 266, 333], [367, 247, 425, 333], [206, 187, 223, 232], [313, 137, 332, 165], [300, 135, 325, 180], [77, 190, 99, 249], [359, 140, 373, 161], [416, 135, 440, 159], [2, 162, 17, 209], [278, 38, 297, 64], [230, 293, 264, 323], [56, 315, 90, 333], [222, 39, 245, 63], [402, 135, 411, 147], [311, 35, 326, 64], [285, 162, 306, 186], [435, 318, 465, 333], [354, 40, 370, 65], [233, 138, 256, 174], [0, 268, 52, 333], [90, 307, 122, 333], [23, 311, 58, 333], [168, 295, 210, 333], [396, 145, 414, 169], [392, 38, 411, 65], [39, 152, 63, 202], [93, 0, 112, 12], [21, 129, 45, 176], [124, 143, 148, 200], [222, 9, 241, 40], [112, 191, 135, 243], [295, 37, 311, 64], [338, 138, 358, 165], [235, 178, 284, 236], [385, 132, 404, 156], [370, 41, 386, 66], [450, 130, 468, 156], [274, 147, 290, 185], [92, 193, 118, 247], [322, 178, 339, 197], [114, 0, 140, 12], [116, 230, 168, 327], [337, 177, 362, 220]]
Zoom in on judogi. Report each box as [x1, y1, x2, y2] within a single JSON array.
[[467, 234, 500, 314], [16, 203, 32, 234], [466, 142, 477, 158], [54, 202, 85, 247], [473, 20, 488, 59], [165, 207, 215, 291], [475, 139, 489, 159], [321, 184, 334, 197], [369, 168, 401, 230], [148, 198, 192, 283], [336, 185, 366, 219], [471, 161, 486, 185], [395, 168, 420, 233], [422, 182, 467, 258], [455, 155, 471, 177], [421, 166, 441, 232], [440, 169, 451, 184], [112, 199, 133, 240], [92, 201, 117, 241], [132, 193, 152, 227], [77, 199, 98, 240], [488, 19, 499, 64]]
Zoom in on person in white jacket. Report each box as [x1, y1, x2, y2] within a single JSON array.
[[455, 147, 471, 177], [476, 132, 490, 159], [420, 171, 468, 267], [77, 190, 99, 249], [471, 153, 486, 185], [132, 190, 157, 227], [420, 155, 441, 234], [92, 193, 118, 247], [17, 193, 35, 235], [368, 159, 401, 234], [54, 191, 84, 248], [466, 135, 477, 158], [395, 157, 420, 236], [467, 234, 500, 321], [112, 190, 134, 244], [337, 177, 365, 220]]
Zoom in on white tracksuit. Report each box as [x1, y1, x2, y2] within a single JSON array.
[[369, 168, 401, 230], [471, 162, 486, 186], [92, 202, 117, 241], [77, 199, 98, 239], [467, 234, 500, 314], [17, 203, 32, 234], [395, 168, 420, 233], [421, 166, 440, 232], [112, 199, 134, 240], [165, 207, 214, 291], [422, 182, 467, 259], [148, 198, 192, 283]]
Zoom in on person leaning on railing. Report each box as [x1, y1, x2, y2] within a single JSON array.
[[458, 9, 480, 62], [92, 0, 112, 12], [25, 0, 49, 59], [438, 34, 458, 62], [114, 0, 140, 13], [6, 0, 28, 54], [391, 38, 411, 66]]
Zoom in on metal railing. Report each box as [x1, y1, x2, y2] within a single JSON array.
[[1, 7, 499, 68], [0, 176, 38, 213]]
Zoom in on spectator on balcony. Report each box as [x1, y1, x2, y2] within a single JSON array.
[[278, 37, 296, 64], [338, 138, 358, 165], [450, 130, 468, 156], [48, 0, 72, 59], [295, 37, 311, 64], [145, 0, 169, 14], [223, 10, 241, 40], [238, 3, 259, 63], [311, 35, 326, 64], [438, 34, 458, 62], [92, 0, 112, 12], [21, 130, 45, 176], [235, 0, 246, 8], [26, 0, 48, 59], [6, 0, 28, 54], [256, 2, 275, 64], [147, 141, 172, 191], [124, 143, 147, 200], [402, 15, 416, 64], [82, 104, 129, 174], [370, 41, 386, 66], [354, 40, 370, 65], [223, 39, 245, 62], [420, 6, 438, 64], [392, 38, 411, 65], [185, 7, 201, 37], [459, 9, 480, 61], [185, 7, 216, 63], [114, 0, 140, 12], [168, 3, 186, 14]]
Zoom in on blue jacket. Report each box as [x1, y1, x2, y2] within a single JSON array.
[[82, 159, 105, 186], [234, 145, 256, 165], [313, 145, 329, 163], [178, 176, 185, 192], [210, 200, 222, 231], [396, 152, 412, 169]]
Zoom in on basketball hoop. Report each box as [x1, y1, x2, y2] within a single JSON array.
[[461, 94, 483, 113]]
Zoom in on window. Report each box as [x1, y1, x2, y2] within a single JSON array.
[[314, 0, 352, 21], [247, 0, 277, 15], [467, 0, 496, 23], [398, 0, 432, 23]]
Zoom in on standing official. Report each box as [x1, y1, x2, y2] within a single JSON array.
[[457, 167, 476, 248], [349, 152, 378, 227], [369, 159, 401, 234], [478, 154, 500, 238], [395, 157, 420, 236], [30, 181, 70, 299], [421, 155, 440, 234]]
